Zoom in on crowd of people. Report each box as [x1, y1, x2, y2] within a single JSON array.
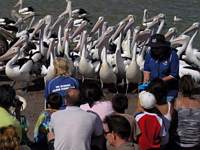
[[0, 34, 200, 150]]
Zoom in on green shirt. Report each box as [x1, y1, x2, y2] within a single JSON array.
[[0, 107, 22, 140]]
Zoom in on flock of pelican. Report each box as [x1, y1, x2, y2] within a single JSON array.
[[0, 0, 200, 92]]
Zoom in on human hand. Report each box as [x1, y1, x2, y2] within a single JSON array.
[[47, 131, 55, 142]]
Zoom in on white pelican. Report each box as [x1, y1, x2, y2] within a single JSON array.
[[43, 38, 56, 83], [184, 27, 200, 68], [99, 46, 117, 88], [89, 16, 104, 38], [0, 34, 27, 61], [179, 60, 200, 84], [165, 27, 177, 41], [78, 30, 95, 79], [5, 46, 34, 82], [170, 34, 190, 58], [114, 33, 126, 79], [125, 26, 142, 91]]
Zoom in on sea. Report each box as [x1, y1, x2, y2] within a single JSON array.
[[0, 0, 200, 46]]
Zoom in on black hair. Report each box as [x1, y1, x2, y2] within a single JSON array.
[[104, 115, 131, 141], [47, 93, 63, 109], [0, 84, 16, 109], [80, 80, 103, 107], [147, 78, 167, 105], [150, 46, 171, 60], [179, 75, 194, 97], [112, 94, 128, 113]]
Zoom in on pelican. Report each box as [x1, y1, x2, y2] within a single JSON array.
[[183, 22, 200, 68], [99, 46, 117, 88], [18, 7, 34, 15], [56, 25, 63, 56], [179, 60, 200, 84], [170, 34, 190, 58], [43, 38, 56, 83], [89, 16, 104, 38], [125, 26, 142, 92], [0, 34, 27, 61], [182, 22, 200, 35], [78, 30, 95, 79], [5, 46, 34, 82], [114, 33, 126, 80], [173, 16, 182, 24], [165, 27, 177, 41]]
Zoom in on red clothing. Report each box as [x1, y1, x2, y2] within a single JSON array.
[[135, 112, 166, 150]]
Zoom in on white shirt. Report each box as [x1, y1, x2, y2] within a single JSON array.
[[49, 106, 103, 150]]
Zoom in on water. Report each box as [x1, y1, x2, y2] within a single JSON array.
[[1, 0, 200, 45]]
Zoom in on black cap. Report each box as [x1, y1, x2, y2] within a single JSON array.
[[147, 34, 170, 48]]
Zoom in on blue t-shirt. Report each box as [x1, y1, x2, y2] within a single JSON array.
[[45, 76, 79, 99], [144, 49, 179, 98]]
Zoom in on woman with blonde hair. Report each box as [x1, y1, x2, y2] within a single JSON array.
[[44, 57, 79, 108]]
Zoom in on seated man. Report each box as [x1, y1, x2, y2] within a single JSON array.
[[48, 85, 103, 150]]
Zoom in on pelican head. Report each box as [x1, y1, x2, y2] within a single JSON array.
[[182, 22, 200, 35]]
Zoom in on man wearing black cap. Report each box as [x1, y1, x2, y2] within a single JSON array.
[[143, 34, 179, 103]]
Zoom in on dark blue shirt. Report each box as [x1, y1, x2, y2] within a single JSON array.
[[144, 49, 179, 97]]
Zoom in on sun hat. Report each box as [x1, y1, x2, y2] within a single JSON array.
[[146, 34, 170, 48], [139, 91, 156, 109]]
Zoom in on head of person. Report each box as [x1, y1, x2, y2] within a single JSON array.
[[103, 115, 131, 147], [147, 34, 171, 60], [53, 57, 71, 76], [64, 87, 80, 107], [139, 91, 157, 112], [0, 84, 16, 110], [80, 80, 103, 107], [179, 75, 194, 97], [148, 78, 167, 104], [0, 125, 20, 150], [47, 93, 63, 109], [112, 94, 128, 113]]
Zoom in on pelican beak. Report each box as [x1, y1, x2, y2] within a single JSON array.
[[182, 23, 200, 35], [96, 26, 114, 48], [0, 46, 20, 62], [70, 21, 87, 39], [65, 18, 74, 29], [123, 17, 135, 33], [89, 16, 104, 36], [29, 18, 45, 40], [111, 20, 126, 41], [0, 27, 15, 41]]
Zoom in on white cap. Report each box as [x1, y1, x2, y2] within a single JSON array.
[[139, 91, 156, 109]]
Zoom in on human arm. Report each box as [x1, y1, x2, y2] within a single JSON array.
[[47, 131, 55, 150]]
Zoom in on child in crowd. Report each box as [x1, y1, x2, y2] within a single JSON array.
[[80, 80, 114, 121], [135, 91, 166, 150], [34, 93, 62, 149], [111, 94, 140, 143]]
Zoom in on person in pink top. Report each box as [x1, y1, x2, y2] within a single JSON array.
[[80, 80, 114, 121]]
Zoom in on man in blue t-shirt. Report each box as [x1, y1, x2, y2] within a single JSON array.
[[143, 34, 179, 102]]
